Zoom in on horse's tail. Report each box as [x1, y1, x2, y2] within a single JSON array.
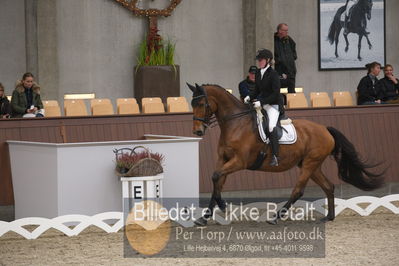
[[328, 6, 346, 45], [327, 127, 385, 191]]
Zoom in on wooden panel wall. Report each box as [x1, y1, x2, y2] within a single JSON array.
[[1, 105, 398, 205]]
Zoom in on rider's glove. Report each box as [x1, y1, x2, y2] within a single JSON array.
[[253, 101, 261, 108], [244, 96, 250, 104]]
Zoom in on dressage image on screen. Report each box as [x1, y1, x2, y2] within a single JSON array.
[[318, 0, 385, 70]]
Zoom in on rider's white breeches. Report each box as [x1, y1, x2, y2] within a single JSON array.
[[345, 0, 356, 16], [263, 104, 279, 132]]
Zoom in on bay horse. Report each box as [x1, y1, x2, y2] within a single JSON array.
[[327, 0, 373, 61], [188, 83, 384, 226]]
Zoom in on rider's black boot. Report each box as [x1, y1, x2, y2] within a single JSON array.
[[269, 128, 279, 167], [344, 16, 350, 35]]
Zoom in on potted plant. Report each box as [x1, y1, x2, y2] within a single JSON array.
[[114, 146, 164, 177], [111, 0, 183, 104], [134, 28, 180, 105]]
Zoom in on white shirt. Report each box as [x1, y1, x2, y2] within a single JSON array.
[[260, 64, 270, 79]]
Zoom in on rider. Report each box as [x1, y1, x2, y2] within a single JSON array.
[[344, 0, 356, 34], [344, 0, 369, 35], [244, 49, 283, 167]]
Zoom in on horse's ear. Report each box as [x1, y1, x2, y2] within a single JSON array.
[[195, 83, 205, 95], [186, 83, 196, 93]]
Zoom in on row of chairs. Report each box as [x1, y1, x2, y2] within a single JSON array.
[[286, 91, 354, 108], [42, 91, 353, 117], [43, 97, 190, 117]]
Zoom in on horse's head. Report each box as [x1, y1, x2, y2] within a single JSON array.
[[363, 0, 373, 20], [187, 83, 215, 136]]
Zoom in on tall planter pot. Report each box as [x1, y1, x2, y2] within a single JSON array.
[[134, 65, 180, 105]]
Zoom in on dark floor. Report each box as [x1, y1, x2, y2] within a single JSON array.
[[1, 182, 398, 222], [200, 182, 399, 200], [0, 205, 14, 222]]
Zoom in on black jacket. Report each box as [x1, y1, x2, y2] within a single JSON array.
[[376, 77, 399, 101], [274, 34, 297, 77], [250, 66, 283, 110], [357, 75, 381, 105], [0, 97, 11, 117], [238, 77, 256, 100]]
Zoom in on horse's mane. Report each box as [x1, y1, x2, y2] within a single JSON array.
[[201, 84, 248, 110], [201, 84, 256, 132]]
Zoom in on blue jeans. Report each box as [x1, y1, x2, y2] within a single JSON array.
[[359, 101, 387, 105]]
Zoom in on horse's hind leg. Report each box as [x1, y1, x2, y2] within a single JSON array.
[[335, 38, 339, 58], [358, 35, 364, 61], [268, 160, 317, 224], [334, 26, 342, 58], [344, 33, 350, 53], [311, 167, 335, 222]]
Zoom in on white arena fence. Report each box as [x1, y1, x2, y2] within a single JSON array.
[[1, 195, 398, 240]]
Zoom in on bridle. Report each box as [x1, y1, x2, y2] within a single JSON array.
[[192, 92, 253, 129], [192, 94, 217, 128]]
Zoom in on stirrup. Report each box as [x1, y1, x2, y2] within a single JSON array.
[[270, 155, 279, 167], [343, 26, 349, 34]]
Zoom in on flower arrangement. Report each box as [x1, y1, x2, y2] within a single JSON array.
[[113, 0, 181, 71], [136, 28, 176, 67], [114, 146, 164, 176]]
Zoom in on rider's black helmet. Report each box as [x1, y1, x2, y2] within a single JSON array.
[[255, 49, 273, 60], [248, 65, 258, 73]]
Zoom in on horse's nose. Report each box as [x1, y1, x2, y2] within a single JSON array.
[[193, 130, 204, 137]]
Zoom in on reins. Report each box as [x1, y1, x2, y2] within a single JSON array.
[[192, 93, 254, 128], [221, 108, 254, 123]]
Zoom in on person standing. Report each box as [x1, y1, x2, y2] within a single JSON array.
[[238, 65, 257, 102], [376, 64, 399, 104], [274, 23, 297, 94], [0, 83, 11, 118], [244, 49, 283, 167], [11, 72, 44, 118]]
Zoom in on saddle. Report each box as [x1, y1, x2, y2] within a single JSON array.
[[255, 106, 297, 145]]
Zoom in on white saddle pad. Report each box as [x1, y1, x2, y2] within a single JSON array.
[[256, 109, 297, 145]]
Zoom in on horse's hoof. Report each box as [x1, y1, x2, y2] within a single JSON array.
[[267, 219, 278, 225], [358, 57, 363, 61], [320, 216, 334, 223], [345, 48, 349, 53], [194, 217, 208, 226], [218, 200, 227, 213], [369, 45, 373, 50]]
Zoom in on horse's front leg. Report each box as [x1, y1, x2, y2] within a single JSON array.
[[195, 156, 245, 226], [358, 34, 364, 61], [365, 33, 372, 50]]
